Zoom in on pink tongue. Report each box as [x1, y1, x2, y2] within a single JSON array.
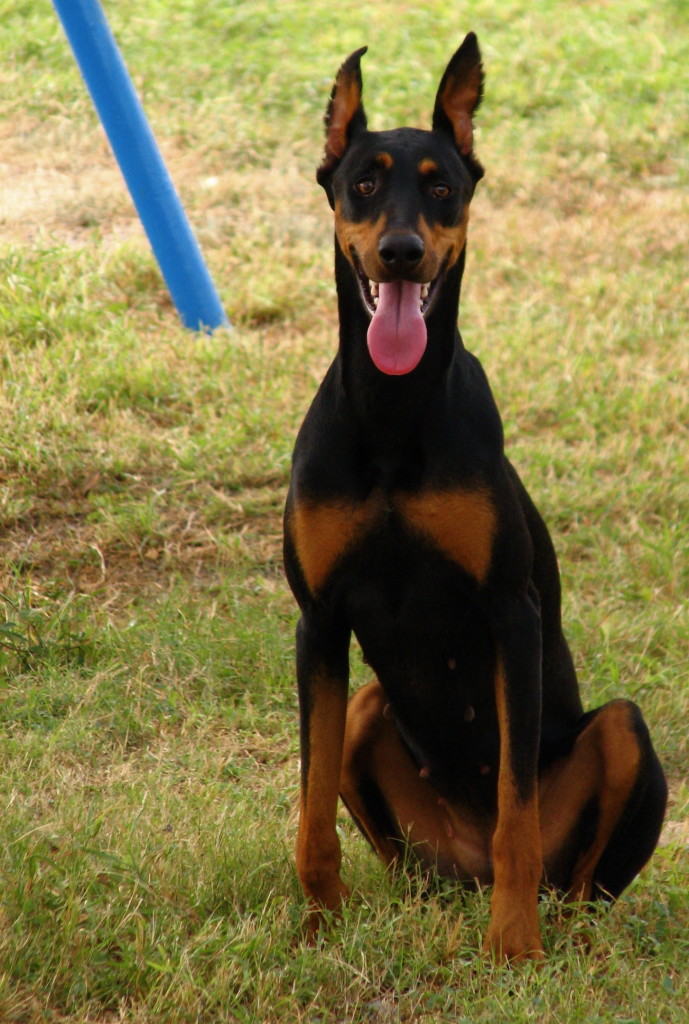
[[367, 280, 427, 375]]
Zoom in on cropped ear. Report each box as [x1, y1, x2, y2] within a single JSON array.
[[317, 47, 368, 202], [432, 33, 483, 164]]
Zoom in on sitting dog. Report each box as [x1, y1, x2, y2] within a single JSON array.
[[283, 33, 667, 960]]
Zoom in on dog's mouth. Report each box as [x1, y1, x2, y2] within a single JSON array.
[[353, 255, 443, 320], [352, 254, 444, 376]]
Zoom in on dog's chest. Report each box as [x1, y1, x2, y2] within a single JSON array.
[[340, 516, 501, 801], [342, 514, 492, 679], [290, 483, 498, 600]]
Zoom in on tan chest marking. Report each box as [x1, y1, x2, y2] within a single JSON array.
[[290, 496, 383, 595], [396, 487, 497, 583]]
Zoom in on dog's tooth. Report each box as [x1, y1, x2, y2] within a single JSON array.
[[421, 283, 430, 299], [369, 280, 379, 297]]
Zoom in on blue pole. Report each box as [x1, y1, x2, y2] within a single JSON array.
[[51, 0, 229, 332]]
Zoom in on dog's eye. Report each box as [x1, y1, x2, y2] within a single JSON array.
[[431, 182, 452, 199], [353, 178, 376, 196]]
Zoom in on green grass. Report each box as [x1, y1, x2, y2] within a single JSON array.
[[1, 0, 688, 1020]]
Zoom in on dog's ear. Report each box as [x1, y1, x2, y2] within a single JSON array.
[[317, 47, 368, 203], [432, 33, 484, 175]]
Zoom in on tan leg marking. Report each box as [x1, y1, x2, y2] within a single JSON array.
[[539, 700, 642, 901], [341, 682, 493, 881], [485, 659, 544, 962], [297, 674, 350, 936]]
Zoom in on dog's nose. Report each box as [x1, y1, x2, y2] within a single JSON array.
[[377, 232, 425, 274]]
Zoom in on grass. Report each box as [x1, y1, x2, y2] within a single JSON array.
[[1, 0, 688, 1019]]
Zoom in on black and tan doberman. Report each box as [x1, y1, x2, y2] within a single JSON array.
[[283, 33, 667, 961]]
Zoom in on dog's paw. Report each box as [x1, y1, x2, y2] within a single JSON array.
[[483, 918, 545, 964], [302, 879, 351, 944]]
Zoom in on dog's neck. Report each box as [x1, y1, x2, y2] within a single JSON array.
[[333, 240, 468, 455]]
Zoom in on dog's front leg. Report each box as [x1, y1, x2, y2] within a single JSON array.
[[484, 591, 545, 962], [295, 614, 350, 938]]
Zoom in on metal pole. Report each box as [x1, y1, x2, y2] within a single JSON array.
[[51, 0, 229, 332]]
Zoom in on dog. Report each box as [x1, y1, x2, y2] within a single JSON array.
[[283, 32, 667, 961]]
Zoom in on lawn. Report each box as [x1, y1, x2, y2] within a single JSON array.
[[1, 0, 688, 1020]]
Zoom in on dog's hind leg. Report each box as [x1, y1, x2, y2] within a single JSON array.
[[539, 699, 667, 901], [340, 681, 493, 882], [339, 682, 403, 866]]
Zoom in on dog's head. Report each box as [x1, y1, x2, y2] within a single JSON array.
[[317, 34, 484, 375]]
